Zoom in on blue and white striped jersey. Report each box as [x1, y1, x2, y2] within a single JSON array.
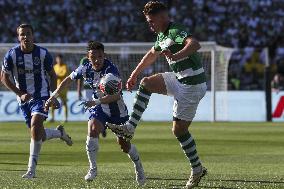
[[70, 57, 128, 118], [1, 45, 53, 101]]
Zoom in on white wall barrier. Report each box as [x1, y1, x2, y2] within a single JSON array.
[[0, 91, 284, 122]]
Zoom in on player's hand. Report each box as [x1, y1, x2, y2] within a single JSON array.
[[44, 96, 59, 112], [126, 75, 137, 92], [162, 49, 176, 61], [19, 93, 32, 103], [78, 100, 96, 108]]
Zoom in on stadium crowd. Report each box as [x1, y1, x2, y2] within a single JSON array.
[[0, 0, 284, 90]]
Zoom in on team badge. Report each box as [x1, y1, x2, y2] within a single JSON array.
[[180, 31, 188, 38], [33, 57, 41, 66]]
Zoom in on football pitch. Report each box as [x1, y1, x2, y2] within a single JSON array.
[[0, 121, 283, 189]]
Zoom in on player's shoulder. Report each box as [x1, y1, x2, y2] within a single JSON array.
[[104, 59, 118, 70], [169, 23, 187, 33], [35, 44, 50, 53], [6, 45, 20, 56], [104, 59, 120, 75], [80, 57, 89, 66]]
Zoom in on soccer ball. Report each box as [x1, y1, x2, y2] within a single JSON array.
[[99, 73, 122, 95]]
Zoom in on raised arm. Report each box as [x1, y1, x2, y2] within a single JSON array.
[[126, 47, 159, 91]]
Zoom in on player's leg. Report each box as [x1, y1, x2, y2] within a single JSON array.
[[60, 93, 68, 123], [117, 137, 146, 185], [107, 73, 167, 139], [85, 118, 104, 181], [128, 73, 167, 128], [35, 97, 72, 145], [22, 114, 45, 179], [172, 82, 207, 188], [50, 107, 55, 122]]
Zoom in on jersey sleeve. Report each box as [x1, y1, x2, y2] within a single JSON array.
[[70, 58, 88, 80], [171, 25, 192, 44], [43, 50, 54, 72], [2, 51, 13, 74], [105, 64, 120, 78]]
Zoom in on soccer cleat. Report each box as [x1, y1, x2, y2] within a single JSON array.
[[186, 166, 207, 189], [106, 122, 135, 140], [84, 168, 97, 181], [56, 125, 73, 146], [135, 161, 146, 185], [22, 170, 35, 179]]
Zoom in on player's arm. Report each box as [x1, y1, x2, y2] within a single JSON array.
[[44, 76, 73, 111], [77, 79, 83, 100], [1, 71, 28, 99], [82, 93, 121, 107], [127, 47, 159, 91], [162, 37, 201, 61], [47, 68, 57, 92]]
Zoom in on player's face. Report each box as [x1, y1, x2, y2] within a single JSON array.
[[88, 49, 105, 71], [55, 56, 62, 64], [17, 27, 34, 49], [145, 14, 164, 33]]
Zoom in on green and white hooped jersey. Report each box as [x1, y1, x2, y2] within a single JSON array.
[[154, 22, 206, 85]]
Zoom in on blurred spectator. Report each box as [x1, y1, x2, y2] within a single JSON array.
[[1, 0, 283, 90], [51, 54, 69, 122], [271, 73, 284, 92]]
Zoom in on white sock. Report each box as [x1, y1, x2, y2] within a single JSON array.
[[86, 136, 99, 170], [127, 144, 141, 167], [45, 128, 61, 140], [28, 139, 42, 172]]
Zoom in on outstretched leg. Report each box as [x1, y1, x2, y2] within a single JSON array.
[[107, 74, 167, 140], [117, 137, 145, 185]]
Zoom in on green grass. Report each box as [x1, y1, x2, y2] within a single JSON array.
[[0, 121, 284, 189]]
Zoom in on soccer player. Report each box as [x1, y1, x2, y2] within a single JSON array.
[[0, 24, 73, 179], [51, 54, 69, 122], [107, 1, 207, 188], [77, 56, 107, 137], [44, 41, 146, 185]]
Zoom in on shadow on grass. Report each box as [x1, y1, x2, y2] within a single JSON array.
[[168, 184, 238, 189], [0, 162, 68, 166], [208, 179, 284, 184]]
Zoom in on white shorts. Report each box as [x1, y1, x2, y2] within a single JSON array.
[[162, 72, 207, 121]]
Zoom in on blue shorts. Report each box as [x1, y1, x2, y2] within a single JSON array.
[[19, 97, 49, 128], [88, 105, 129, 128]]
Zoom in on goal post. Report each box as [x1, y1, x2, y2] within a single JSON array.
[[0, 42, 234, 122]]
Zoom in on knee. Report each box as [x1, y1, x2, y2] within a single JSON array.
[[118, 138, 131, 153], [30, 125, 43, 141], [172, 124, 189, 137], [140, 77, 151, 90]]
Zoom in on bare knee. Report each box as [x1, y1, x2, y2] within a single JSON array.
[[117, 138, 131, 153], [30, 125, 43, 141], [140, 77, 151, 90], [172, 120, 191, 137]]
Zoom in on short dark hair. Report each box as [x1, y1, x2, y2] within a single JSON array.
[[87, 41, 104, 52], [143, 1, 167, 16], [17, 24, 34, 34], [56, 54, 63, 59]]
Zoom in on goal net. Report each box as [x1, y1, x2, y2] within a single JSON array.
[[0, 42, 234, 121]]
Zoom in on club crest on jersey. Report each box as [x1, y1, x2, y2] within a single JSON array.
[[180, 31, 188, 38], [33, 57, 41, 66]]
